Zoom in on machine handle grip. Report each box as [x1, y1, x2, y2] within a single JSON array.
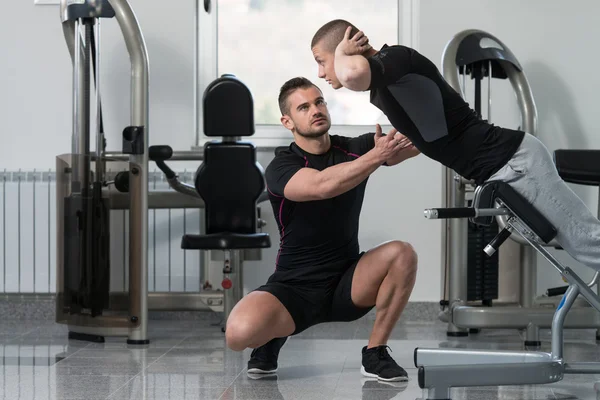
[[424, 208, 475, 219], [149, 145, 173, 161], [149, 145, 176, 179], [484, 227, 512, 256]]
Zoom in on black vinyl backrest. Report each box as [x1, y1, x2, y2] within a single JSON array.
[[195, 142, 264, 234], [203, 74, 254, 137], [554, 149, 600, 186]]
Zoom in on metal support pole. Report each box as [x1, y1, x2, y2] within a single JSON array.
[[552, 285, 580, 359], [521, 246, 539, 345], [447, 173, 468, 336], [72, 19, 80, 156], [222, 250, 242, 325], [488, 60, 492, 123], [108, 0, 150, 344], [72, 19, 90, 192], [233, 251, 243, 315], [95, 19, 105, 182]]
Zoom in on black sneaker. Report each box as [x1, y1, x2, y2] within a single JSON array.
[[360, 345, 408, 382], [247, 337, 288, 374]]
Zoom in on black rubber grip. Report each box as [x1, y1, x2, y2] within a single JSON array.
[[433, 207, 476, 219], [149, 145, 173, 161], [114, 171, 129, 193], [547, 286, 568, 297], [487, 227, 512, 251]]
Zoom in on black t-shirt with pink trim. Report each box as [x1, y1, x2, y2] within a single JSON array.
[[264, 133, 375, 278], [367, 44, 524, 185]]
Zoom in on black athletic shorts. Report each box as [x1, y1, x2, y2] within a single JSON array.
[[254, 252, 374, 335]]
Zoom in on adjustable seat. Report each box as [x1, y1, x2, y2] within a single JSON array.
[[181, 74, 271, 330], [416, 180, 600, 399], [180, 141, 271, 251]]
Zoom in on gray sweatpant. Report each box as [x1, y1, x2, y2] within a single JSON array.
[[486, 133, 600, 271]]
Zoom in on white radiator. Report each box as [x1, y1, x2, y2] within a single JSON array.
[[0, 169, 205, 294]]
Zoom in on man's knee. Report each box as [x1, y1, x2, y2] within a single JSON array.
[[225, 317, 254, 352], [387, 240, 418, 276], [224, 291, 295, 351]]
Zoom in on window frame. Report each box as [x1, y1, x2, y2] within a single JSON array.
[[194, 0, 418, 148]]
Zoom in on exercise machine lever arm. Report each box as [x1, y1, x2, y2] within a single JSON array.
[[149, 145, 200, 199], [424, 207, 511, 219]]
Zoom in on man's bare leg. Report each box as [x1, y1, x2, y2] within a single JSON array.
[[354, 241, 417, 347], [351, 240, 418, 346], [226, 291, 295, 351], [348, 240, 418, 381]]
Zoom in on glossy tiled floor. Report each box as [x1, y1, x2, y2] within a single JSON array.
[[1, 312, 600, 400]]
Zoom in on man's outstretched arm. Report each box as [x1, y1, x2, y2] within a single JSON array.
[[283, 125, 404, 202], [283, 151, 384, 202]]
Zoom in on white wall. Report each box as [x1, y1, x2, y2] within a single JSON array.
[[0, 0, 197, 170], [1, 0, 599, 303], [0, 2, 71, 170]]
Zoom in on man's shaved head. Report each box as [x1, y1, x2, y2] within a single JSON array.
[[311, 19, 360, 53]]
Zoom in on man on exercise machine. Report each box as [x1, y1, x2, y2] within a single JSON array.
[[224, 76, 420, 382], [310, 20, 600, 272]]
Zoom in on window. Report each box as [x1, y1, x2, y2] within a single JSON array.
[[217, 0, 397, 127]]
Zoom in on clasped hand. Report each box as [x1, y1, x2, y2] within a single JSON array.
[[336, 26, 372, 56], [373, 124, 419, 164]]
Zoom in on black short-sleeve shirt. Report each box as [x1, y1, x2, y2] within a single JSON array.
[[367, 44, 524, 185], [264, 133, 375, 278]]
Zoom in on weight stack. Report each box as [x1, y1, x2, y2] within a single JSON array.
[[467, 219, 500, 303]]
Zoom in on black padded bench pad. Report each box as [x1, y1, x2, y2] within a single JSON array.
[[480, 181, 558, 243], [554, 149, 600, 186], [181, 232, 270, 250]]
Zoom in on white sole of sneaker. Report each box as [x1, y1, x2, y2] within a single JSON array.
[[360, 366, 409, 382], [247, 367, 277, 374], [360, 377, 409, 389]]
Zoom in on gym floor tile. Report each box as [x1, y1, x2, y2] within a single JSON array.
[[107, 381, 228, 400], [0, 319, 599, 399]]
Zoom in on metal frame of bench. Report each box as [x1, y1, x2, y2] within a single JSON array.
[[415, 180, 600, 400]]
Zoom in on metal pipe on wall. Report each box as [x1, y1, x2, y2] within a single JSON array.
[[104, 150, 203, 161]]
